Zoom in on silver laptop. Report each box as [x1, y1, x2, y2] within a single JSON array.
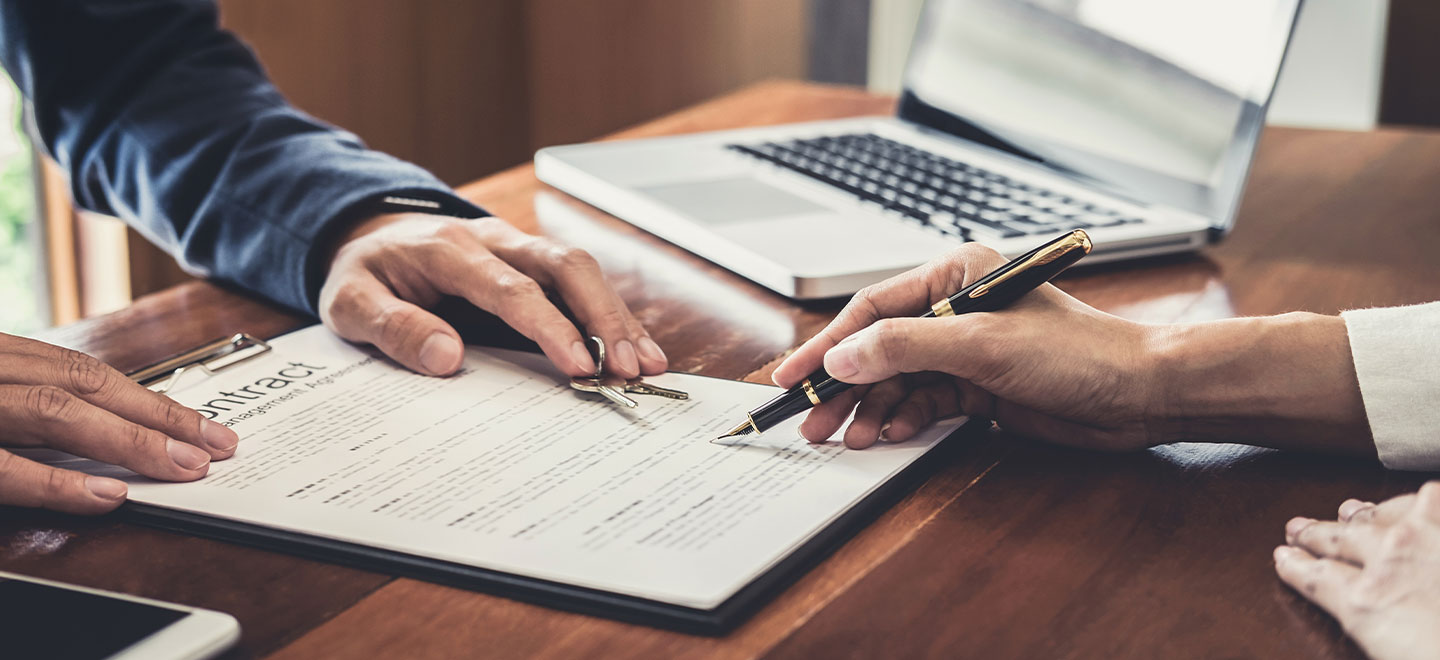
[[536, 0, 1303, 299]]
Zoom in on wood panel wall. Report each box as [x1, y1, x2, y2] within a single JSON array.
[[216, 0, 531, 186], [525, 0, 809, 149], [218, 0, 809, 181]]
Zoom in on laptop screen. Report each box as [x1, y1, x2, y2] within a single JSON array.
[[900, 0, 1301, 228]]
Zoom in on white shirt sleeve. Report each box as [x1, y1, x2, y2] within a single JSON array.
[[1342, 302, 1440, 471]]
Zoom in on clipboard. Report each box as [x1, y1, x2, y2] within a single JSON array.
[[115, 329, 977, 635], [126, 333, 272, 393]]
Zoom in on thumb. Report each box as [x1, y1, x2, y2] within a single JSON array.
[[322, 277, 464, 376], [822, 316, 992, 384]]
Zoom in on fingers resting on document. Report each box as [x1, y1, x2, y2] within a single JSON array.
[[0, 333, 239, 514], [318, 213, 668, 380]]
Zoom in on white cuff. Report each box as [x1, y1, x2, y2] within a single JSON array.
[[1342, 302, 1440, 471]]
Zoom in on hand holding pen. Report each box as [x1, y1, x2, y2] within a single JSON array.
[[737, 231, 1161, 451]]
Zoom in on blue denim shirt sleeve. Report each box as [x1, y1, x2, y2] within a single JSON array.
[[0, 0, 486, 315]]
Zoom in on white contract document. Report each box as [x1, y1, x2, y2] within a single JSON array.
[[55, 326, 961, 611]]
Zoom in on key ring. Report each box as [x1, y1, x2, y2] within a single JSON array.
[[585, 336, 605, 377]]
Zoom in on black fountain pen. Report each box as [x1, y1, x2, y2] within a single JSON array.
[[717, 229, 1094, 440]]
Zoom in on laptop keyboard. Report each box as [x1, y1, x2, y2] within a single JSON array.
[[725, 133, 1143, 241]]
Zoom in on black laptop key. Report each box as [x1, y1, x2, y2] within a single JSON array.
[[892, 194, 920, 211]]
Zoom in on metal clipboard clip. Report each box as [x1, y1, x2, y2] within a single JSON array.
[[126, 333, 272, 394]]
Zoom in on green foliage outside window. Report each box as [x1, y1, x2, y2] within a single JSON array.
[[0, 78, 39, 336]]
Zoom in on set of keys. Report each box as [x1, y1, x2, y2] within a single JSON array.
[[569, 336, 687, 408]]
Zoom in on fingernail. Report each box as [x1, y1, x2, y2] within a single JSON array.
[[637, 337, 667, 364], [772, 355, 795, 386], [167, 439, 211, 470], [1284, 517, 1312, 542], [1273, 545, 1292, 563], [826, 342, 860, 379], [420, 333, 462, 375], [86, 476, 127, 501], [571, 341, 595, 374], [614, 340, 639, 376], [201, 419, 238, 452], [879, 422, 894, 442], [1338, 499, 1371, 521]]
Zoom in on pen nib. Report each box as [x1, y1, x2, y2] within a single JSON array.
[[715, 419, 756, 440]]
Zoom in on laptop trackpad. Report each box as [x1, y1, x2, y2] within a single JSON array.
[[637, 177, 826, 225]]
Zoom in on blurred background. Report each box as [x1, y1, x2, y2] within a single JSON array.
[[0, 0, 1433, 335]]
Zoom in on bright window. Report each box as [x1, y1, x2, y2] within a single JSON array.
[[0, 76, 41, 335]]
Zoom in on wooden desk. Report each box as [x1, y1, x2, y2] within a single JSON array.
[[7, 82, 1440, 658]]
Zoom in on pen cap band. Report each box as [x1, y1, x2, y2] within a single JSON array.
[[806, 368, 854, 404], [749, 368, 853, 433], [801, 379, 822, 405]]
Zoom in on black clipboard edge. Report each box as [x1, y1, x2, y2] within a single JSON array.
[[117, 421, 983, 636]]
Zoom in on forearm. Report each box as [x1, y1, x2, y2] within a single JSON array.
[[1150, 312, 1375, 456]]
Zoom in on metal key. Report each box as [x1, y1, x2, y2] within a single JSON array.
[[570, 376, 688, 406], [569, 336, 640, 407], [622, 380, 688, 400], [570, 376, 639, 408]]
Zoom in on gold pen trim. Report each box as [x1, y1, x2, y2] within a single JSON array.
[[801, 379, 822, 406], [714, 413, 760, 441], [967, 230, 1092, 299], [931, 298, 955, 317]]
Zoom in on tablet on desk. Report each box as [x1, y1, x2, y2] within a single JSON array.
[[0, 571, 239, 660]]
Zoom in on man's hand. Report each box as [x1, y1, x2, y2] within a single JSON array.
[[0, 334, 239, 514], [319, 213, 668, 378], [1277, 483, 1440, 660], [772, 243, 1159, 450]]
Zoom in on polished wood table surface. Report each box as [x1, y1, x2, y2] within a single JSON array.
[[7, 81, 1440, 658]]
